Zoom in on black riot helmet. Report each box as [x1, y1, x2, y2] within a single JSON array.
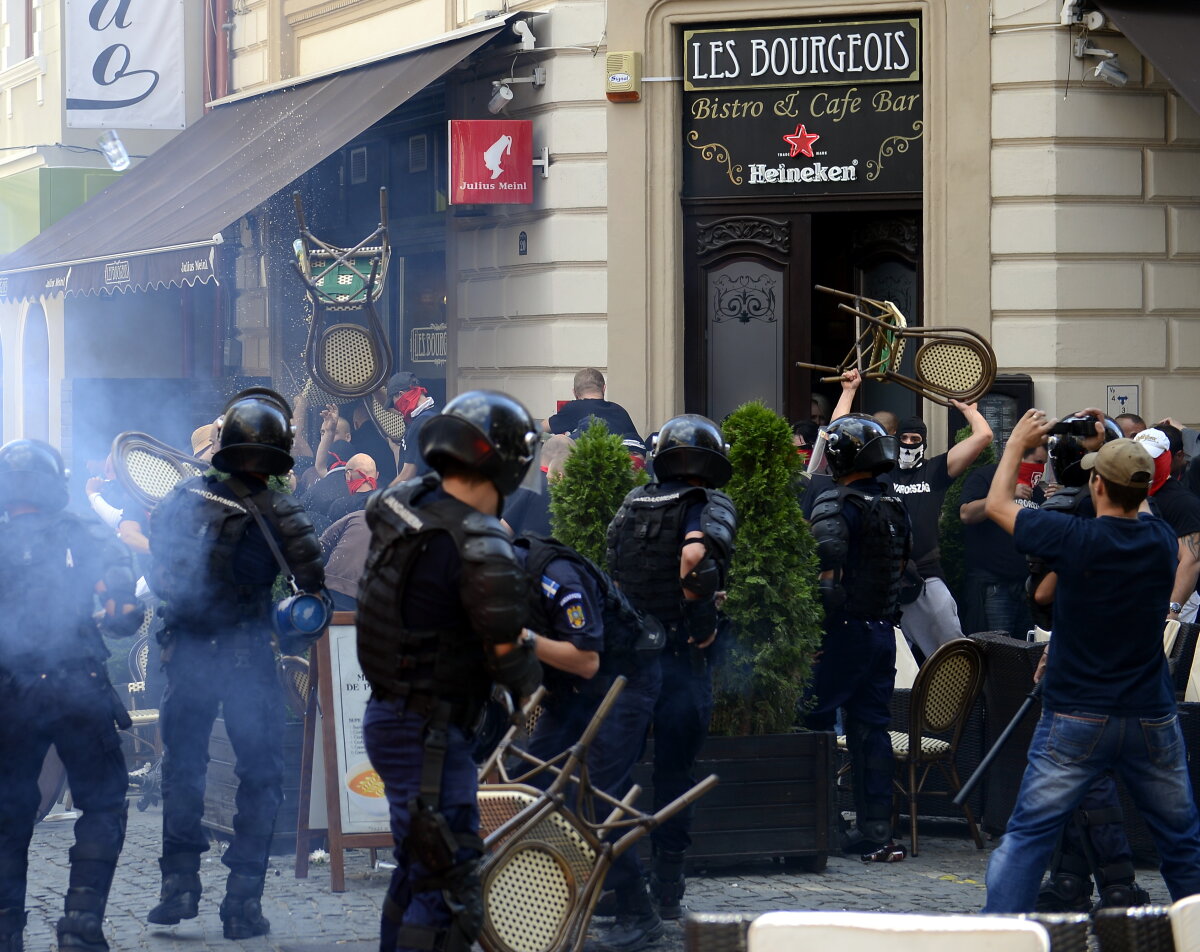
[[823, 414, 898, 480], [419, 390, 537, 497], [0, 438, 69, 512], [212, 388, 295, 476], [1049, 414, 1123, 487], [651, 414, 731, 488]]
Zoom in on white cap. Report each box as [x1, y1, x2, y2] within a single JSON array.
[[1134, 427, 1170, 459]]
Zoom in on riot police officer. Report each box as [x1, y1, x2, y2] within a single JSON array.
[[146, 389, 326, 939], [606, 414, 737, 940], [806, 414, 910, 860], [1029, 413, 1150, 912], [0, 439, 141, 952], [515, 535, 663, 948], [357, 390, 542, 952]]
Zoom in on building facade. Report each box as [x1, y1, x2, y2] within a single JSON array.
[[1, 0, 1197, 460]]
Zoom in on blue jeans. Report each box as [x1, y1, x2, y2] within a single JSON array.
[[983, 709, 1200, 912]]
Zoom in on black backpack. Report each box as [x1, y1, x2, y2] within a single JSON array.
[[521, 536, 665, 674]]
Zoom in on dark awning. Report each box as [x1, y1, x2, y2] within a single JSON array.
[[0, 23, 504, 301], [1093, 1, 1200, 115]]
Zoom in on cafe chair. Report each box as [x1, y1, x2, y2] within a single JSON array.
[[1093, 905, 1176, 952], [795, 285, 996, 407], [476, 680, 717, 952], [124, 614, 162, 761], [890, 637, 986, 856], [279, 654, 313, 720], [293, 187, 393, 399], [745, 912, 1049, 952], [112, 431, 207, 509]]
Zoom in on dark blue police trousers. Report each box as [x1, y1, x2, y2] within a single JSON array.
[[159, 632, 284, 877]]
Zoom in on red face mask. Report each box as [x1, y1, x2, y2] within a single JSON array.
[[1018, 461, 1045, 487], [393, 387, 428, 422], [347, 474, 377, 494], [1150, 453, 1172, 495], [796, 447, 812, 467]]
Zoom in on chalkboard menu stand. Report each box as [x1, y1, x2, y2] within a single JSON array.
[[293, 612, 393, 892]]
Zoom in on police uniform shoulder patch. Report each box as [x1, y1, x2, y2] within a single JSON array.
[[541, 575, 560, 599], [566, 602, 586, 629]]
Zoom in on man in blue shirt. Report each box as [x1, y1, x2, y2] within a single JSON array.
[[981, 409, 1200, 912]]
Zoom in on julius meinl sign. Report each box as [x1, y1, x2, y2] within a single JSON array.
[[683, 18, 922, 198]]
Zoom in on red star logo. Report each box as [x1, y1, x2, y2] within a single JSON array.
[[782, 123, 820, 158]]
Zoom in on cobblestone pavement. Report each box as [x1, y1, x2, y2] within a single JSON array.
[[23, 804, 1170, 951]]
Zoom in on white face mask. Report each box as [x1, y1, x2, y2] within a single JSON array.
[[898, 441, 925, 470]]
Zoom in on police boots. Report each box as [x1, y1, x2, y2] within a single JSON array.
[[219, 873, 270, 940], [648, 848, 687, 920], [56, 890, 109, 952], [588, 882, 664, 952], [0, 909, 25, 952], [147, 854, 202, 925]]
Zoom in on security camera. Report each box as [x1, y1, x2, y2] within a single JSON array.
[[488, 83, 514, 114], [1093, 58, 1129, 87], [512, 20, 536, 51]]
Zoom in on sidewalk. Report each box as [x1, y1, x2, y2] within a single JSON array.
[[25, 805, 1170, 951]]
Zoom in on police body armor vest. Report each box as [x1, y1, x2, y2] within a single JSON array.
[[356, 476, 530, 723], [811, 486, 909, 620], [605, 483, 736, 629], [0, 510, 115, 667], [1026, 486, 1090, 630], [150, 474, 323, 632]]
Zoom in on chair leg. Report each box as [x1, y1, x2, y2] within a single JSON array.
[[945, 763, 985, 850], [909, 760, 919, 857]]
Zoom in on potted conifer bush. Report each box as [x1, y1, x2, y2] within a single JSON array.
[[681, 401, 834, 870]]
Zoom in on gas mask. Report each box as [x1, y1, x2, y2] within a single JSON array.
[[898, 440, 925, 470]]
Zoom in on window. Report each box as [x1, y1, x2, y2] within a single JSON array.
[[3, 0, 33, 70]]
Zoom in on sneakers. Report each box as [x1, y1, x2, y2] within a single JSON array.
[[648, 849, 686, 920]]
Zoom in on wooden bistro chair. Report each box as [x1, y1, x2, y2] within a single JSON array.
[[475, 679, 718, 952], [890, 638, 986, 856], [796, 285, 997, 408], [278, 654, 313, 720], [124, 610, 162, 761]]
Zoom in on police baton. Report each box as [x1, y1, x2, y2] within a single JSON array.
[[953, 680, 1043, 807]]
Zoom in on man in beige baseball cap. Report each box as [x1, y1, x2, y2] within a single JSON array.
[[1080, 438, 1154, 492]]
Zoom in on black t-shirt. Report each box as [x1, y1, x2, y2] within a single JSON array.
[[302, 470, 350, 518], [350, 417, 397, 486], [883, 453, 954, 578], [503, 471, 553, 538], [548, 399, 641, 443], [960, 463, 1044, 581], [1151, 478, 1200, 539], [327, 490, 371, 525], [400, 409, 436, 474]]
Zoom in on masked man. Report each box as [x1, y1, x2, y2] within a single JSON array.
[[391, 372, 440, 484]]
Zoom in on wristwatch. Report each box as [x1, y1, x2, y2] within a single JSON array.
[[1169, 602, 1183, 615]]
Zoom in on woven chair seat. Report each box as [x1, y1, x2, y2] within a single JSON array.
[[128, 709, 159, 728], [887, 732, 950, 757]]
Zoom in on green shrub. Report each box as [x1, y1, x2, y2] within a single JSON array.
[[713, 402, 824, 736], [938, 425, 996, 603], [548, 420, 647, 564]]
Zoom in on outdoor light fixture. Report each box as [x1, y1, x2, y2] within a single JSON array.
[[512, 20, 536, 51], [487, 67, 547, 114], [1072, 39, 1128, 88], [96, 130, 130, 171], [488, 83, 514, 114]]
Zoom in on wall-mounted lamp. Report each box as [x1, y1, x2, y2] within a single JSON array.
[[1072, 38, 1128, 87], [488, 84, 514, 114], [487, 68, 547, 114], [512, 20, 536, 51]]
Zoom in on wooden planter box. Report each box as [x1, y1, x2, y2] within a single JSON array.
[[634, 730, 836, 872], [202, 716, 305, 855]]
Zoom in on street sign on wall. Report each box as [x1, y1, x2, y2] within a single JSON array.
[[448, 119, 533, 204]]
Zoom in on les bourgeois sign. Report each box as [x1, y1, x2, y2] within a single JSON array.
[[682, 18, 922, 198], [449, 119, 533, 205]]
